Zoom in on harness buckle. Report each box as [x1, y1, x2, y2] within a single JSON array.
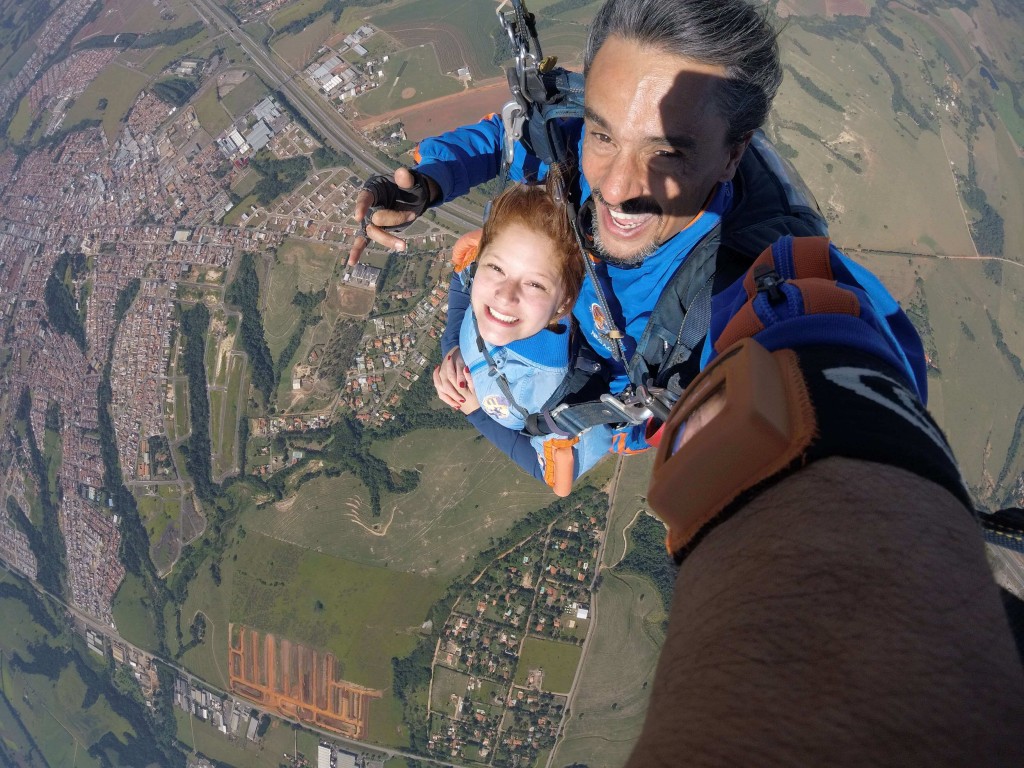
[[501, 100, 527, 166], [598, 393, 652, 426]]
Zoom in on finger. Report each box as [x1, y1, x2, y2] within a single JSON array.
[[433, 367, 463, 408], [347, 235, 367, 266], [351, 189, 375, 222]]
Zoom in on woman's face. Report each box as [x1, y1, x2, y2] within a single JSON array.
[[471, 223, 568, 347]]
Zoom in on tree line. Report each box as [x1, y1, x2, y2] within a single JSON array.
[[225, 252, 275, 403]]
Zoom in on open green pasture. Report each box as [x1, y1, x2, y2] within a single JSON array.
[[172, 379, 190, 440], [514, 637, 581, 693], [223, 193, 258, 226], [214, 353, 245, 478], [258, 240, 333, 361], [6, 92, 33, 143], [136, 483, 180, 549], [267, 0, 329, 29], [369, 0, 498, 81], [192, 82, 233, 136], [271, 14, 335, 71], [0, 576, 130, 768], [61, 62, 150, 143], [970, 109, 1024, 262], [429, 666, 474, 716], [231, 166, 261, 197], [353, 44, 462, 117], [602, 452, 655, 568], [111, 571, 161, 652], [775, 26, 976, 257], [549, 571, 662, 768], [174, 556, 233, 690], [247, 427, 556, 579], [228, 530, 442, 689], [221, 72, 270, 118], [884, 257, 1024, 509]]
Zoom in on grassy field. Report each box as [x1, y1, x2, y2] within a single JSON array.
[[173, 379, 190, 440], [548, 572, 663, 767], [353, 45, 462, 117], [220, 73, 271, 118], [223, 193, 259, 226], [888, 258, 1024, 508], [231, 167, 261, 197], [602, 453, 656, 568], [192, 82, 234, 136], [174, 559, 233, 690], [214, 353, 245, 478], [260, 239, 337, 361], [774, 26, 977, 257], [136, 484, 180, 548], [228, 530, 443, 689], [61, 62, 150, 143], [267, 0, 329, 29], [247, 427, 556, 580], [514, 637, 582, 693], [0, 573, 131, 768], [111, 571, 161, 652], [429, 666, 473, 716], [369, 0, 499, 81], [271, 14, 336, 71], [6, 92, 33, 142]]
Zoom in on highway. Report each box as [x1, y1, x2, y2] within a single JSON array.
[[185, 0, 484, 233]]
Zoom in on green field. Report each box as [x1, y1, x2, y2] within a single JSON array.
[[429, 665, 473, 716], [174, 561, 233, 690], [136, 484, 181, 569], [6, 92, 33, 142], [270, 14, 337, 70], [548, 572, 663, 767], [602, 453, 655, 568], [247, 427, 556, 579], [173, 379, 190, 440], [260, 238, 337, 361], [353, 45, 462, 117], [369, 0, 500, 81], [215, 353, 245, 478], [192, 82, 234, 135], [227, 530, 442, 689], [0, 573, 133, 768], [223, 193, 259, 226], [231, 167, 261, 197], [514, 637, 581, 693], [111, 571, 161, 652], [267, 0, 329, 29], [220, 72, 271, 117], [62, 62, 150, 143]]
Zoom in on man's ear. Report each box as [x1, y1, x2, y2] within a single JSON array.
[[720, 131, 754, 182]]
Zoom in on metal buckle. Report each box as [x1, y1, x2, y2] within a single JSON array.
[[500, 101, 526, 166]]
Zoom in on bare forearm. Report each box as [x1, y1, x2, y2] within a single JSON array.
[[629, 457, 1024, 766]]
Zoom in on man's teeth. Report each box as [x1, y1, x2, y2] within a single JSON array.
[[608, 208, 650, 229], [489, 307, 518, 323]]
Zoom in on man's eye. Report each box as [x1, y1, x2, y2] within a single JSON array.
[[590, 131, 612, 144]]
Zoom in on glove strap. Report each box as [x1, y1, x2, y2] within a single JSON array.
[[648, 340, 970, 562]]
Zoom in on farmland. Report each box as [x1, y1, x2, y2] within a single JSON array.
[[514, 637, 582, 693]]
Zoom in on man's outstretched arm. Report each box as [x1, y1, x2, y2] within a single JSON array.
[[628, 458, 1024, 766]]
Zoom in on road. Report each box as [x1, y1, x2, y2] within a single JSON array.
[[185, 0, 483, 233]]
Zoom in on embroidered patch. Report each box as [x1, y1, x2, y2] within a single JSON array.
[[482, 394, 511, 420], [589, 302, 613, 352]]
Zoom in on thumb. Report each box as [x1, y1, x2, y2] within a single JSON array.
[[393, 166, 416, 190]]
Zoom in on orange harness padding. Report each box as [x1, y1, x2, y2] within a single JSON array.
[[543, 436, 578, 497]]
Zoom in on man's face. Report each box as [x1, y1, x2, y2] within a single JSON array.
[[582, 36, 748, 265]]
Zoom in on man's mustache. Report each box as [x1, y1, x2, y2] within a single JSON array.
[[592, 189, 662, 216]]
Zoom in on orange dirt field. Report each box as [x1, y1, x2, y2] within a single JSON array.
[[228, 624, 382, 738]]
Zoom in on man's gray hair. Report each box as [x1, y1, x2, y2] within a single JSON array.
[[583, 0, 782, 145]]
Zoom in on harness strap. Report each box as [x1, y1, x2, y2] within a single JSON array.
[[474, 315, 533, 423]]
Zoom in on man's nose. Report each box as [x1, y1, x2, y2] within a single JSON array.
[[598, 151, 645, 205]]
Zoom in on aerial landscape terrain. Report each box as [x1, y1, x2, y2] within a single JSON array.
[[0, 0, 1021, 766]]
